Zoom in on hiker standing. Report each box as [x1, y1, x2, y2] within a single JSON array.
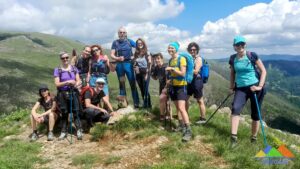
[[229, 35, 267, 147], [82, 78, 116, 127], [71, 46, 92, 87], [30, 85, 59, 141], [88, 44, 110, 102], [133, 38, 151, 108], [110, 27, 139, 108], [151, 53, 171, 120], [54, 52, 83, 140], [186, 42, 207, 124], [165, 42, 192, 142]]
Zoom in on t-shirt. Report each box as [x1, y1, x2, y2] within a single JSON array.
[[38, 97, 54, 111], [169, 57, 187, 86], [84, 89, 106, 107], [151, 63, 168, 94], [76, 55, 90, 74], [233, 55, 259, 87], [111, 39, 136, 60], [53, 66, 79, 91]]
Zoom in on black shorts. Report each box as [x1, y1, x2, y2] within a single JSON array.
[[169, 86, 187, 101], [187, 76, 203, 99]]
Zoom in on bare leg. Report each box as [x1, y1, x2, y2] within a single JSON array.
[[252, 120, 259, 137], [198, 97, 206, 118], [30, 115, 37, 131], [231, 115, 240, 135], [176, 100, 190, 124], [48, 112, 56, 131]]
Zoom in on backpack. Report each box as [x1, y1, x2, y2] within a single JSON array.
[[169, 52, 194, 84], [229, 51, 260, 79], [199, 57, 209, 83], [80, 86, 94, 106], [57, 65, 77, 80]]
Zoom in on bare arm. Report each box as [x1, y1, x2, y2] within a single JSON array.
[[193, 56, 202, 75], [229, 66, 235, 90], [85, 98, 107, 113], [256, 59, 267, 87], [31, 102, 41, 119], [102, 97, 113, 112]]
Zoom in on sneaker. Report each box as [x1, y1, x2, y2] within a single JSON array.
[[250, 136, 257, 143], [182, 127, 192, 142], [47, 131, 54, 141], [230, 136, 238, 149], [77, 129, 83, 140], [58, 132, 67, 140], [195, 117, 206, 125], [30, 132, 38, 142]]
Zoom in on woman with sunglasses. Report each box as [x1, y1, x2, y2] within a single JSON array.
[[54, 52, 83, 140], [88, 45, 110, 102], [165, 42, 192, 142], [30, 85, 59, 142], [229, 35, 267, 147], [133, 38, 152, 108]]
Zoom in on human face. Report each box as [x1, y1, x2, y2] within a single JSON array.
[[137, 40, 144, 49], [118, 28, 127, 40], [96, 82, 105, 90], [40, 89, 49, 98], [188, 46, 198, 57], [168, 46, 176, 56], [83, 47, 91, 57], [154, 56, 163, 66], [92, 48, 100, 56], [60, 54, 69, 64], [234, 42, 246, 54]]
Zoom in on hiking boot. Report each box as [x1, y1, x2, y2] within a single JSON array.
[[250, 136, 257, 143], [174, 121, 185, 133], [47, 131, 54, 141], [77, 129, 83, 140], [30, 132, 38, 142], [58, 132, 67, 140], [195, 117, 207, 125], [182, 126, 192, 142], [230, 135, 238, 149]]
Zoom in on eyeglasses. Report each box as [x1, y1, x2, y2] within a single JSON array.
[[189, 48, 197, 52], [61, 57, 69, 60], [234, 42, 245, 47], [92, 49, 99, 53]]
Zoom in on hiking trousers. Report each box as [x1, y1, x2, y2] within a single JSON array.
[[136, 73, 151, 107], [57, 89, 82, 132], [116, 62, 139, 106]]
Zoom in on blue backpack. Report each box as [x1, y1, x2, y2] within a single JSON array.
[[200, 57, 209, 83], [169, 52, 194, 84]]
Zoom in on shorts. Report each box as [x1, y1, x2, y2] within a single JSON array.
[[187, 76, 203, 99], [169, 86, 187, 101]]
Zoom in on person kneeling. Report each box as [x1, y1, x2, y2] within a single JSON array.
[[82, 78, 116, 127]]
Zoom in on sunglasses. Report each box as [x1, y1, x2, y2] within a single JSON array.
[[189, 48, 197, 52], [234, 42, 245, 47], [92, 49, 99, 53], [61, 57, 69, 60], [96, 82, 105, 85]]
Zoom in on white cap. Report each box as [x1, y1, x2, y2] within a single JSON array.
[[96, 78, 106, 84]]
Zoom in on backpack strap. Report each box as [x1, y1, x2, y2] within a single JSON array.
[[229, 54, 237, 72]]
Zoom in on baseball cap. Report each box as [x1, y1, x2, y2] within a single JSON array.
[[233, 35, 246, 45], [96, 78, 106, 84]]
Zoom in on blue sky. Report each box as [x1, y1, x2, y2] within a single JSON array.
[[161, 0, 272, 35], [0, 0, 300, 58]]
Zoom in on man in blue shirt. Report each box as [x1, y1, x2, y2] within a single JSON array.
[[111, 27, 139, 108]]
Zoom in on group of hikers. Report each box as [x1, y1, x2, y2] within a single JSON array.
[[30, 26, 267, 146]]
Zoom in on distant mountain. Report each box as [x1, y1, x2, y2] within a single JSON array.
[[264, 60, 300, 77]]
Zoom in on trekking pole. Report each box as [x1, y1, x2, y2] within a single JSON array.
[[204, 93, 233, 125], [253, 93, 268, 147], [69, 88, 73, 144]]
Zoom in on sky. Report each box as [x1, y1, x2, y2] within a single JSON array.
[[1, 0, 300, 58]]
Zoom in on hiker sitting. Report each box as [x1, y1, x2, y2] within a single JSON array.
[[110, 26, 140, 108], [54, 51, 83, 141], [133, 38, 152, 108], [151, 53, 172, 120], [82, 78, 116, 127], [165, 42, 192, 142], [71, 46, 92, 87], [229, 35, 267, 147], [186, 42, 207, 124], [30, 85, 60, 141]]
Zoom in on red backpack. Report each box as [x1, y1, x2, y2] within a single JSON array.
[[80, 86, 94, 106]]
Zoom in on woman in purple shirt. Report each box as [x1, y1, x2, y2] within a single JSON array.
[[54, 51, 83, 141]]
